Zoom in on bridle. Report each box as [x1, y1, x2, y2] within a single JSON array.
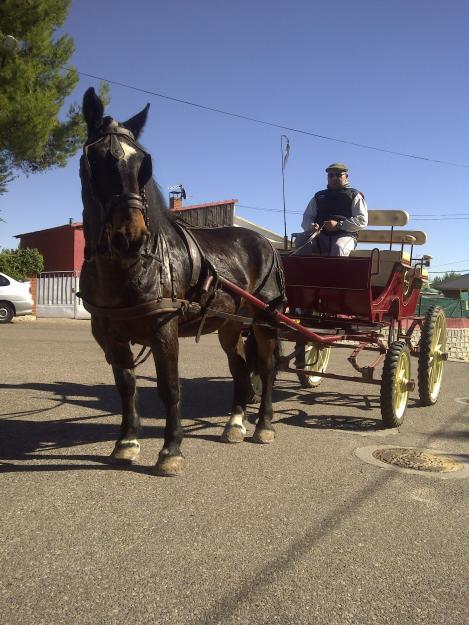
[[81, 118, 152, 236]]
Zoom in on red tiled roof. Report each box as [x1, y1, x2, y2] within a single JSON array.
[[15, 223, 83, 238]]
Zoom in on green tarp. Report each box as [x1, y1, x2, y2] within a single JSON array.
[[418, 294, 469, 318]]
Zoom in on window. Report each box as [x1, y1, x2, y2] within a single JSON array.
[[0, 275, 10, 286]]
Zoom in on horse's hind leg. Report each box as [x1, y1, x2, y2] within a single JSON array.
[[110, 365, 141, 463], [218, 322, 249, 443], [251, 324, 277, 444]]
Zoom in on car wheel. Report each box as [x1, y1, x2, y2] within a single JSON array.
[[0, 302, 14, 323]]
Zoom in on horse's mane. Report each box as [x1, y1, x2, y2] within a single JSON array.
[[144, 178, 179, 233]]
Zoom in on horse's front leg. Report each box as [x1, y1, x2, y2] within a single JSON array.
[[110, 364, 141, 463], [90, 318, 141, 464], [151, 318, 185, 476], [218, 323, 249, 443], [251, 325, 277, 444]]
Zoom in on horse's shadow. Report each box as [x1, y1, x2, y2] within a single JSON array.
[[0, 376, 234, 469]]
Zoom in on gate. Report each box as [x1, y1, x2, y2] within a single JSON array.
[[36, 272, 90, 319]]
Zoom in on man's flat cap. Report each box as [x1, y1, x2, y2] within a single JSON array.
[[325, 162, 348, 172]]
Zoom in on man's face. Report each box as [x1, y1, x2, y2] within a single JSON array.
[[327, 171, 348, 189]]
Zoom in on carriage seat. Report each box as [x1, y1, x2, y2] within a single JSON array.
[[351, 210, 427, 288]]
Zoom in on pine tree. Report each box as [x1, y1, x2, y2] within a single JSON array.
[[0, 0, 108, 195]]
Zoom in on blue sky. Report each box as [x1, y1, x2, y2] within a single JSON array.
[[1, 0, 468, 275]]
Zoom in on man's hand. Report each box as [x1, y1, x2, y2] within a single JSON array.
[[323, 219, 339, 231], [310, 223, 320, 232]]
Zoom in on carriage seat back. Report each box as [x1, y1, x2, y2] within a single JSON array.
[[352, 209, 427, 288], [349, 249, 410, 287]]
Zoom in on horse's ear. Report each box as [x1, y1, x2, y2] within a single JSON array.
[[83, 87, 104, 135], [121, 103, 150, 140]]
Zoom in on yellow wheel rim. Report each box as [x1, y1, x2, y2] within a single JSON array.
[[304, 343, 331, 385], [428, 312, 446, 402], [393, 349, 411, 420]]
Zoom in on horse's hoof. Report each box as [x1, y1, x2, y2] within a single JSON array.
[[253, 427, 276, 444], [110, 440, 140, 463], [221, 424, 246, 444], [154, 454, 185, 477]]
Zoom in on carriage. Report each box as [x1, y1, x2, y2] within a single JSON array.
[[79, 88, 446, 475], [246, 208, 447, 428]]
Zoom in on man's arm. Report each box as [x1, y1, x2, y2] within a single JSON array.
[[339, 193, 368, 232], [301, 197, 319, 232]]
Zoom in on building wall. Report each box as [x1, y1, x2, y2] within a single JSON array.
[[73, 228, 85, 271], [18, 225, 83, 272], [173, 203, 234, 227]]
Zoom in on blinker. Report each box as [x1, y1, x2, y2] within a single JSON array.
[[110, 133, 125, 160], [138, 154, 153, 188]]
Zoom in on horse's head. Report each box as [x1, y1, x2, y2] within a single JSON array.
[[81, 88, 153, 258]]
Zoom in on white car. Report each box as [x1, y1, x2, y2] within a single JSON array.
[[0, 272, 34, 323]]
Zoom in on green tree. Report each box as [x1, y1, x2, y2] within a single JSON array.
[[0, 0, 108, 196], [0, 247, 44, 280], [431, 271, 463, 288]]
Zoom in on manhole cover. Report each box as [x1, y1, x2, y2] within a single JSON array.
[[372, 448, 462, 473]]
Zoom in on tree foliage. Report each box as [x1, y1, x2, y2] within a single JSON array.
[[0, 247, 44, 280], [431, 272, 463, 288], [0, 0, 108, 195]]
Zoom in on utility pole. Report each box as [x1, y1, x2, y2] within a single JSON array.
[[281, 134, 290, 250]]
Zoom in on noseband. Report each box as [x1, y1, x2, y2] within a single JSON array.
[[82, 120, 151, 234]]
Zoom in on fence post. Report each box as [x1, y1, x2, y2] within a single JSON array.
[[29, 275, 37, 317]]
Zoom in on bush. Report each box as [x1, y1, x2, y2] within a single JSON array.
[[0, 248, 44, 281]]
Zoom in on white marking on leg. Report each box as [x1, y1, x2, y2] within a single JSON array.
[[120, 438, 140, 448], [228, 412, 247, 434]]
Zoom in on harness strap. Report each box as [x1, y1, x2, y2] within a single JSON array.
[[77, 295, 200, 320], [172, 220, 203, 289]]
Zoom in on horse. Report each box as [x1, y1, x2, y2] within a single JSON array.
[[78, 87, 286, 476]]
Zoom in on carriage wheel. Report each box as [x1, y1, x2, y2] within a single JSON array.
[[380, 340, 411, 428], [298, 343, 331, 388], [418, 306, 446, 406]]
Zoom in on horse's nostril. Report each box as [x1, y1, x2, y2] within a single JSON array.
[[112, 231, 130, 252]]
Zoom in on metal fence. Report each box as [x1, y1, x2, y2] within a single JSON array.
[[36, 272, 90, 319]]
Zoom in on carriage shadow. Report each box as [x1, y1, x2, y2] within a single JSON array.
[[271, 378, 421, 433]]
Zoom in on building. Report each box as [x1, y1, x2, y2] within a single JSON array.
[[435, 273, 469, 299], [15, 221, 85, 273]]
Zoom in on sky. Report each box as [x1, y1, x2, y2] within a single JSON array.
[[1, 0, 468, 276]]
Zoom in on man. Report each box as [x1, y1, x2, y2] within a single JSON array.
[[299, 162, 368, 256], [294, 163, 368, 386]]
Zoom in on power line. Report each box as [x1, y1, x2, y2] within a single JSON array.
[[237, 203, 469, 220], [77, 71, 469, 169], [432, 259, 469, 267]]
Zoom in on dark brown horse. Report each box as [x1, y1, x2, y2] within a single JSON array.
[[78, 88, 285, 476]]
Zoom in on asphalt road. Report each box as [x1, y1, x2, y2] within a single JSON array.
[[1, 319, 468, 625]]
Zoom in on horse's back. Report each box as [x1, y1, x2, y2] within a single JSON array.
[[191, 226, 285, 305]]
